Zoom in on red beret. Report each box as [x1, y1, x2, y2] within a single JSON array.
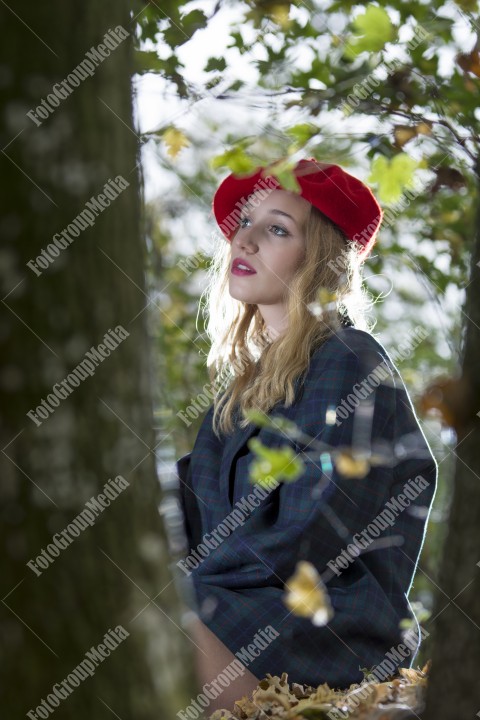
[[212, 158, 383, 258]]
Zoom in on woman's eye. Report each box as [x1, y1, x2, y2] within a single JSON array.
[[238, 217, 289, 236], [270, 225, 289, 237]]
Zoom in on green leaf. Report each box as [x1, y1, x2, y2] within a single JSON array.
[[344, 5, 395, 59], [180, 9, 208, 35], [225, 79, 244, 92], [243, 408, 271, 427], [247, 437, 305, 487], [285, 123, 318, 145], [243, 409, 304, 440], [210, 146, 258, 175], [204, 56, 227, 73], [359, 665, 377, 680], [453, 0, 478, 10], [163, 9, 207, 48], [163, 24, 188, 49], [134, 50, 166, 74], [266, 159, 302, 192], [368, 153, 420, 203], [227, 31, 247, 52]]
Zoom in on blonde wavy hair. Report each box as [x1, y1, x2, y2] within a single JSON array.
[[199, 203, 374, 438]]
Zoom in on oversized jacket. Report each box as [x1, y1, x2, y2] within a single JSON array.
[[175, 326, 438, 690]]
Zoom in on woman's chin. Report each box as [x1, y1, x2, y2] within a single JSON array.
[[228, 284, 254, 302]]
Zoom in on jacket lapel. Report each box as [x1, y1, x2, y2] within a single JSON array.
[[218, 399, 301, 509], [219, 411, 258, 508]]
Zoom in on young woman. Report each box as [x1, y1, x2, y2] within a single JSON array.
[[176, 158, 437, 712]]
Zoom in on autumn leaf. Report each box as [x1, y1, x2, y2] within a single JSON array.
[[269, 3, 292, 29], [162, 127, 189, 159], [283, 561, 334, 626], [317, 287, 338, 306], [394, 127, 420, 147], [430, 166, 467, 193], [394, 122, 432, 148], [419, 375, 475, 432], [333, 450, 371, 478], [307, 286, 339, 321], [456, 48, 480, 77]]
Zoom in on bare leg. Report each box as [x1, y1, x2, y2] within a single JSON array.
[[189, 614, 261, 714]]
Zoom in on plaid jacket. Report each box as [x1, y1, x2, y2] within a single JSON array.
[[175, 326, 437, 690]]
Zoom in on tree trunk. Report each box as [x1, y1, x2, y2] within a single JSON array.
[[423, 158, 480, 716], [0, 3, 196, 718]]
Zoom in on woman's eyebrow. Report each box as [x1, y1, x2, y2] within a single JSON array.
[[239, 205, 299, 225], [268, 209, 298, 225]]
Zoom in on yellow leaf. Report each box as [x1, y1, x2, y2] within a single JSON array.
[[417, 122, 432, 136], [399, 667, 422, 682], [162, 127, 190, 159], [334, 450, 370, 478], [307, 287, 338, 320], [318, 287, 338, 305], [270, 4, 291, 29], [394, 126, 418, 148], [394, 123, 432, 148], [283, 561, 334, 626]]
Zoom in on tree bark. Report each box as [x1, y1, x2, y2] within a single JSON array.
[[423, 158, 480, 716], [0, 2, 196, 718]]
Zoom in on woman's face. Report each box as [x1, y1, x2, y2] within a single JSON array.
[[229, 188, 310, 334]]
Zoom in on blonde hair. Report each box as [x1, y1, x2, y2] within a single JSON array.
[[199, 204, 374, 438]]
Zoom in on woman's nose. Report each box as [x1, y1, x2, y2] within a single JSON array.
[[234, 224, 258, 251]]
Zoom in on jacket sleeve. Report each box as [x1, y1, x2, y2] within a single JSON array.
[[175, 451, 204, 553], [187, 339, 437, 689]]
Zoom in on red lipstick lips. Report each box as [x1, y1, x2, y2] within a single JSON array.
[[231, 257, 257, 275]]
